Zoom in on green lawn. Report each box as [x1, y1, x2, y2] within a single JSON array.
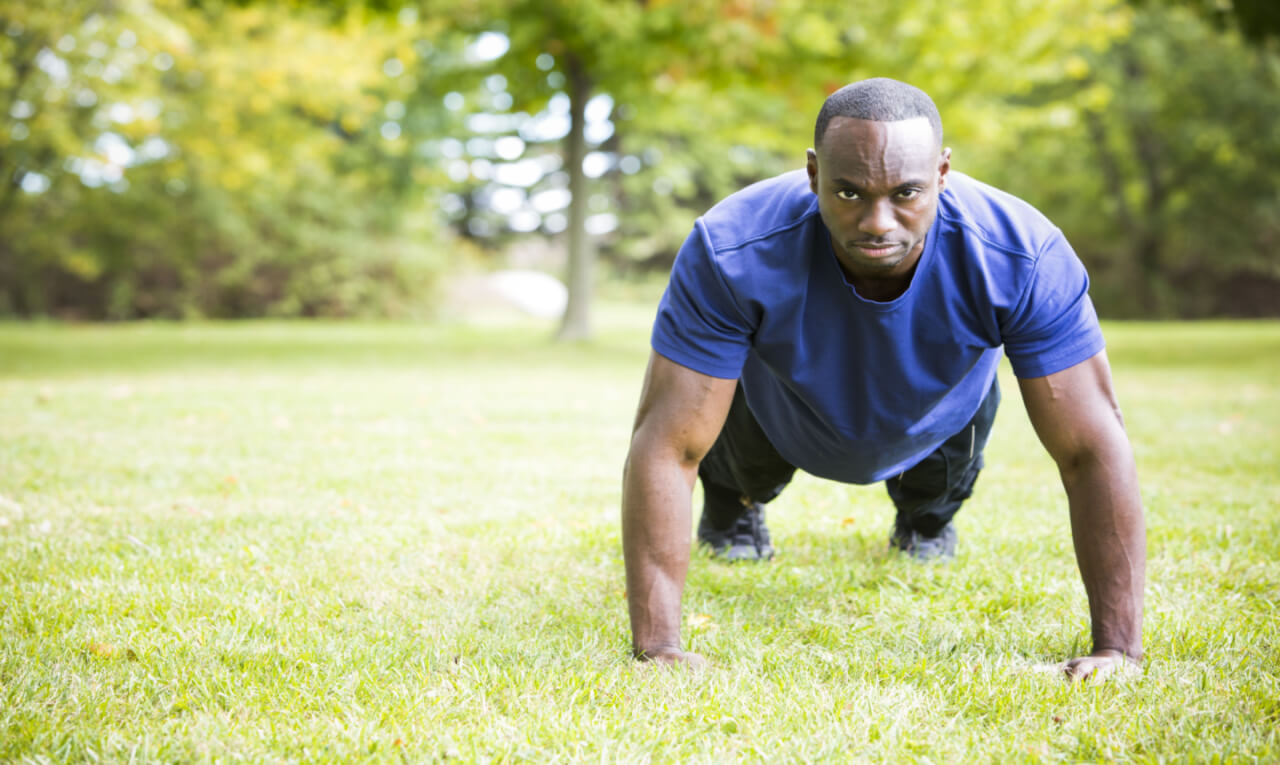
[[2, 306, 1278, 762]]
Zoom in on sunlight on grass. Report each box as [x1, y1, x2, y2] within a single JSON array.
[[1, 312, 1277, 761]]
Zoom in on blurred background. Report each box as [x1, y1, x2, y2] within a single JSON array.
[[2, 0, 1278, 336]]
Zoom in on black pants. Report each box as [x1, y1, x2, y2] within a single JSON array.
[[697, 378, 1001, 537]]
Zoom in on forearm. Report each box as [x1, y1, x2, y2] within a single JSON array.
[[621, 441, 698, 658], [1061, 443, 1145, 660]]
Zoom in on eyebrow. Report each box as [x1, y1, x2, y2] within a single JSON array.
[[832, 178, 929, 193]]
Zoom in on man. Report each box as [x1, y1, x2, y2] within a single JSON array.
[[621, 78, 1144, 681]]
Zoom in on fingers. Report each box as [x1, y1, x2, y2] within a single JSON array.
[[1062, 652, 1139, 683], [1063, 656, 1116, 683], [637, 650, 709, 669]]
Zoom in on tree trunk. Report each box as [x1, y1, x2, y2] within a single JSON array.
[[555, 53, 594, 341]]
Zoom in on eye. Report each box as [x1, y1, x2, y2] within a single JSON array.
[[896, 188, 921, 201], [835, 189, 860, 201]]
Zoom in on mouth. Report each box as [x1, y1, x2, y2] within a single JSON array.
[[849, 241, 903, 257]]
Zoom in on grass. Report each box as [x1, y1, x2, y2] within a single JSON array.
[[1, 302, 1278, 762]]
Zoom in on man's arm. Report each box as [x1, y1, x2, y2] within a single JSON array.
[[1018, 349, 1145, 681], [622, 351, 737, 666]]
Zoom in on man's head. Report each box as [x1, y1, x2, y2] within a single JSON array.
[[807, 78, 950, 296], [813, 78, 943, 151]]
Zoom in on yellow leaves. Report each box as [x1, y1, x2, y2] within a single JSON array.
[[249, 75, 282, 113], [941, 10, 974, 38], [785, 12, 841, 57], [731, 0, 762, 18], [186, 135, 215, 160], [85, 641, 117, 658], [122, 0, 195, 57], [339, 113, 364, 137], [1213, 142, 1239, 168], [394, 43, 417, 69], [1082, 82, 1114, 112], [145, 0, 408, 200], [247, 92, 275, 116], [1093, 4, 1136, 51], [689, 613, 718, 633], [242, 151, 270, 178], [60, 251, 103, 281], [84, 640, 139, 661], [217, 167, 248, 192], [1064, 55, 1090, 80]]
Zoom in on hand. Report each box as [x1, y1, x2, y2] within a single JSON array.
[[1062, 649, 1140, 683], [634, 649, 708, 669]]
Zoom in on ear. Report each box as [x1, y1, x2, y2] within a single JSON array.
[[806, 148, 819, 194], [937, 147, 952, 191]]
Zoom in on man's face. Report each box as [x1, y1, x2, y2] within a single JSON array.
[[806, 117, 950, 285]]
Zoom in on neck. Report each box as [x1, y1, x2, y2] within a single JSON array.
[[849, 269, 915, 302], [832, 239, 925, 303]]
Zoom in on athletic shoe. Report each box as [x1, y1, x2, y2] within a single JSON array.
[[697, 501, 774, 561], [889, 521, 957, 562]]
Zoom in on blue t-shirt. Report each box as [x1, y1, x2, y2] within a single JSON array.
[[651, 169, 1104, 484]]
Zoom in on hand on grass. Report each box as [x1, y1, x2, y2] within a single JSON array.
[[1063, 649, 1139, 683], [634, 649, 708, 669]]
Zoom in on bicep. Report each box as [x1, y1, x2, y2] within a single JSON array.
[[1017, 350, 1128, 468], [630, 351, 737, 465]]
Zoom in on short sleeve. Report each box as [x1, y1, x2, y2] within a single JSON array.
[[1001, 231, 1106, 379], [650, 221, 754, 379]]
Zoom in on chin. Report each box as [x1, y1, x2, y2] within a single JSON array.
[[852, 252, 907, 271]]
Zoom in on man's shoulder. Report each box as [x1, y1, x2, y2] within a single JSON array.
[[698, 169, 822, 254], [938, 172, 1062, 258]]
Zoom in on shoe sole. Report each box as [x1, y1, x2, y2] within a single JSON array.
[[702, 542, 775, 562]]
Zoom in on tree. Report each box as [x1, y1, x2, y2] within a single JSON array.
[[1135, 0, 1280, 43], [434, 0, 1132, 338], [0, 0, 452, 318], [974, 4, 1280, 316]]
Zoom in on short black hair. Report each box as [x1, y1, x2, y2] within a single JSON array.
[[814, 78, 943, 149]]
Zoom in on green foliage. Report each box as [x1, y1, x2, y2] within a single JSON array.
[[2, 0, 1278, 320], [1, 311, 1278, 759], [1137, 0, 1280, 43], [970, 4, 1280, 317], [0, 1, 452, 319], [433, 0, 1135, 298]]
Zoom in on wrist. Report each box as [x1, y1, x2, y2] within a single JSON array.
[[1094, 646, 1142, 664], [632, 644, 683, 662]]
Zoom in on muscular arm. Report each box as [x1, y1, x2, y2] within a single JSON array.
[[622, 351, 737, 664], [1018, 350, 1145, 680]]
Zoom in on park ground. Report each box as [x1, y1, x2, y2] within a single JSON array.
[[1, 297, 1278, 762]]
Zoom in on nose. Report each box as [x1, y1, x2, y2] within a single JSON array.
[[857, 198, 897, 239]]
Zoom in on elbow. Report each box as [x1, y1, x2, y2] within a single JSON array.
[[627, 424, 708, 474], [1055, 451, 1096, 488], [1054, 432, 1135, 489]]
